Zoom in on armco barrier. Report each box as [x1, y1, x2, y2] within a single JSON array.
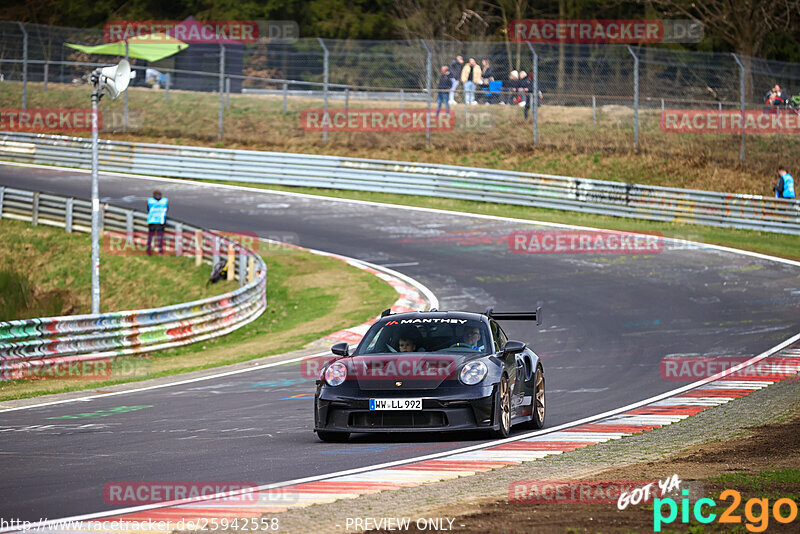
[[0, 186, 267, 376], [1, 132, 798, 234]]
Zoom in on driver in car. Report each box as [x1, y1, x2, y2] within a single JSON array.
[[455, 326, 482, 350]]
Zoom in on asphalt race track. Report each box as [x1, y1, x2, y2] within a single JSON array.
[[2, 163, 799, 522]]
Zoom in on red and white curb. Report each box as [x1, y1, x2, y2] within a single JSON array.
[[25, 342, 800, 533]]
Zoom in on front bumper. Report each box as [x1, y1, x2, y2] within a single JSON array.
[[314, 384, 498, 433]]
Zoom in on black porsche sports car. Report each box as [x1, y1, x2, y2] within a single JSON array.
[[314, 308, 545, 442]]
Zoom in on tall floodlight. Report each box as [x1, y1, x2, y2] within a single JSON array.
[[89, 59, 131, 313]]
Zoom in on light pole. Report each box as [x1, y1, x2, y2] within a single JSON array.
[[89, 59, 130, 313]]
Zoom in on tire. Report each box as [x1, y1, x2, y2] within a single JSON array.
[[530, 366, 546, 429], [317, 430, 350, 442], [490, 376, 511, 438]]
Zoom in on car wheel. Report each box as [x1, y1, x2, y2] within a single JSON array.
[[491, 376, 511, 438], [317, 431, 350, 442], [531, 366, 545, 428], [520, 365, 546, 430]]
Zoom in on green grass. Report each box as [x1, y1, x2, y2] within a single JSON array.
[[0, 218, 236, 319], [0, 223, 398, 401], [711, 469, 800, 495]]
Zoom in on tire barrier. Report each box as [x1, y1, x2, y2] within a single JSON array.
[[0, 186, 267, 378]]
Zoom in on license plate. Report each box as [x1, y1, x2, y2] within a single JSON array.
[[369, 398, 422, 410]]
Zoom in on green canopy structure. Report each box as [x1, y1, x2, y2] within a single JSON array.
[[66, 33, 188, 62]]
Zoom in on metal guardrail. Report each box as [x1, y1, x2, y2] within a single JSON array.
[[1, 131, 799, 234], [0, 185, 267, 376]]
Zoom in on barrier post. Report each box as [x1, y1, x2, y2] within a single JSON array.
[[123, 40, 129, 133], [126, 210, 134, 243], [195, 230, 203, 266], [318, 38, 329, 145], [225, 76, 231, 107], [248, 256, 255, 283], [218, 44, 225, 141], [627, 45, 639, 151], [527, 43, 538, 145], [731, 53, 746, 162], [32, 192, 39, 226], [227, 242, 235, 281], [65, 197, 73, 232], [0, 186, 4, 219], [17, 22, 27, 109], [44, 62, 49, 92], [239, 249, 247, 286], [174, 222, 183, 256], [212, 235, 220, 268], [421, 39, 431, 147], [282, 82, 288, 114]]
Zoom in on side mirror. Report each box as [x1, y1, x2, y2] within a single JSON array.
[[502, 340, 526, 356], [331, 342, 349, 357]]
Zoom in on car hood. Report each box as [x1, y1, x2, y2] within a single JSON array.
[[345, 352, 479, 390]]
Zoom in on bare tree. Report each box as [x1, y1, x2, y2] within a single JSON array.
[[646, 0, 800, 59], [393, 0, 496, 42]]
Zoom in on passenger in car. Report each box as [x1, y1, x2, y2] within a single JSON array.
[[398, 327, 424, 352], [398, 336, 417, 352]]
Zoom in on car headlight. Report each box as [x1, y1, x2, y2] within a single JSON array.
[[324, 361, 347, 386], [459, 361, 487, 385]]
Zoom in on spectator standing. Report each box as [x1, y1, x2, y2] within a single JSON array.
[[517, 70, 529, 114], [146, 190, 169, 255], [449, 56, 464, 104], [461, 57, 482, 105], [480, 59, 495, 104], [765, 84, 787, 106], [774, 166, 795, 199], [519, 71, 533, 120], [436, 66, 452, 118]]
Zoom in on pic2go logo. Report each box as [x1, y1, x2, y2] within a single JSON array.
[[654, 489, 798, 532]]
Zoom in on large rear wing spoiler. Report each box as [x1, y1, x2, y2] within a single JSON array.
[[485, 307, 542, 326]]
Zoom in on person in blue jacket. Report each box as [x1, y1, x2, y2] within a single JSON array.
[[146, 190, 169, 255], [774, 167, 795, 199]]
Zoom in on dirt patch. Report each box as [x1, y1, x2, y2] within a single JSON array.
[[384, 416, 800, 533]]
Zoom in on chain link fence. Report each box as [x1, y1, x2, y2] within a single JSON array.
[[1, 21, 799, 173]]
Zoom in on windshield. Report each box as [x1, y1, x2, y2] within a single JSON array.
[[354, 317, 491, 355]]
